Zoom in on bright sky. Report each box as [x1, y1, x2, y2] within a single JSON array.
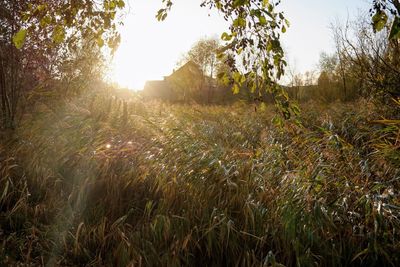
[[280, 0, 370, 75], [109, 0, 370, 90]]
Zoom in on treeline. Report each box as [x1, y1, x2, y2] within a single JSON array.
[[286, 14, 400, 104]]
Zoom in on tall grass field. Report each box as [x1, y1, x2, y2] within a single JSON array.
[[1, 87, 399, 266]]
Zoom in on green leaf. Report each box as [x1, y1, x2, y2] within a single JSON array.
[[233, 17, 246, 28], [233, 0, 246, 8], [240, 74, 246, 84], [116, 0, 125, 8], [389, 17, 400, 40], [156, 9, 168, 21], [372, 11, 388, 32], [109, 1, 116, 10], [260, 102, 267, 111], [290, 103, 301, 115], [258, 15, 267, 25], [232, 71, 242, 84], [272, 115, 283, 127], [96, 36, 105, 47], [52, 26, 66, 44], [221, 32, 232, 41], [12, 29, 27, 49], [220, 73, 230, 86], [250, 80, 257, 93], [40, 15, 52, 27], [36, 4, 47, 12], [21, 12, 30, 22], [232, 84, 240, 94]]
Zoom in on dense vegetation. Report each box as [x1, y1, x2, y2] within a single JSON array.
[[1, 85, 399, 266]]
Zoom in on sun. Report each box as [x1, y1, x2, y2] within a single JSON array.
[[106, 0, 228, 91], [108, 44, 159, 90], [108, 60, 145, 91], [105, 1, 175, 91]]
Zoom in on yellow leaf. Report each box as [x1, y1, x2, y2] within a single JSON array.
[[13, 29, 27, 49]]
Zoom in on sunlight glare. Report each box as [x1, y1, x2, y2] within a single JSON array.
[[109, 45, 161, 90], [107, 0, 227, 91]]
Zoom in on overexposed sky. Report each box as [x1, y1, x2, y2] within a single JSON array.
[[109, 0, 370, 90]]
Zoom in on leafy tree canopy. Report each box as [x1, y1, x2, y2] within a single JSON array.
[[13, 0, 125, 52]]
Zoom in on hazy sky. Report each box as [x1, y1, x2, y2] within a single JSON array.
[[109, 0, 370, 90]]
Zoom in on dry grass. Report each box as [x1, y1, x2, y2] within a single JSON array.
[[1, 87, 399, 266]]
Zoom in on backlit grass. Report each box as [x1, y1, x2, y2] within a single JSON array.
[[1, 87, 399, 266]]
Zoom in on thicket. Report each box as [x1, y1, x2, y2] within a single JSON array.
[[1, 85, 400, 266]]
